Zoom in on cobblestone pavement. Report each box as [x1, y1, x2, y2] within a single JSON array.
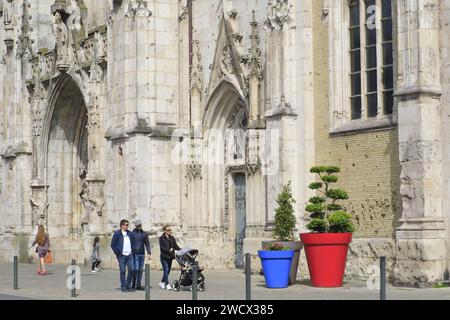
[[1, 263, 450, 300]]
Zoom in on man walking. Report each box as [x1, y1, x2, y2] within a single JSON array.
[[111, 219, 136, 293], [131, 220, 151, 290]]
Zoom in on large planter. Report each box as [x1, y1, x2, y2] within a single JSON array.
[[300, 232, 352, 287], [262, 241, 303, 285], [258, 250, 295, 288]]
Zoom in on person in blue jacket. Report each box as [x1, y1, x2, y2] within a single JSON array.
[[130, 220, 151, 290], [111, 219, 136, 293]]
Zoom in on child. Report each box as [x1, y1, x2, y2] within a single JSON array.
[[91, 237, 102, 272]]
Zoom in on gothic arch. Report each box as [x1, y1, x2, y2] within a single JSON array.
[[40, 73, 90, 171], [203, 79, 248, 132], [39, 73, 89, 239]]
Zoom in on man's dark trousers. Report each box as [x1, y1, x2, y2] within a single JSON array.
[[133, 254, 145, 288]]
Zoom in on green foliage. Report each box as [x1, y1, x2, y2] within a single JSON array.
[[327, 204, 342, 211], [273, 181, 297, 242], [326, 188, 349, 200], [310, 166, 340, 174], [322, 175, 338, 183], [269, 243, 292, 251], [308, 182, 323, 190], [305, 166, 354, 233], [306, 204, 324, 213], [309, 196, 326, 204], [327, 211, 355, 233], [306, 218, 327, 233]]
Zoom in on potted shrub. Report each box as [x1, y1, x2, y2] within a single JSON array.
[[300, 166, 354, 287], [258, 244, 295, 288], [261, 182, 303, 285]]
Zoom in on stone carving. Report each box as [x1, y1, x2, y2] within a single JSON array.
[[244, 11, 262, 81], [16, 0, 35, 59], [95, 31, 107, 61], [190, 40, 203, 92], [79, 179, 105, 218], [125, 0, 152, 18], [246, 161, 261, 175], [227, 9, 238, 20], [3, 0, 13, 27], [53, 12, 70, 72], [31, 81, 47, 137], [89, 61, 103, 83], [30, 186, 49, 226], [186, 163, 202, 180], [3, 0, 14, 48], [67, 0, 87, 47], [265, 0, 294, 31], [219, 43, 234, 78], [87, 93, 100, 128]]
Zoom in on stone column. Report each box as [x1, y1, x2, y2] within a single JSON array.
[[81, 31, 107, 236], [244, 11, 267, 255], [394, 0, 446, 287], [263, 0, 298, 225]]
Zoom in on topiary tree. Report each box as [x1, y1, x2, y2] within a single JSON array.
[[305, 166, 354, 233], [273, 181, 297, 242]]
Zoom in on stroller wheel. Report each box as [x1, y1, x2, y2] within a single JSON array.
[[199, 282, 206, 292], [173, 280, 180, 291]]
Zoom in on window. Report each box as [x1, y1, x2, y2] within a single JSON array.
[[348, 0, 394, 120]]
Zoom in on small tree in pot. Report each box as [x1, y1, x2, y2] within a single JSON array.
[[261, 182, 303, 285], [301, 166, 354, 287]]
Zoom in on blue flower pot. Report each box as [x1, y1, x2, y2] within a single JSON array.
[[258, 250, 295, 288]]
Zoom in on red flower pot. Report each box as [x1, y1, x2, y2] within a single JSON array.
[[300, 233, 352, 287]]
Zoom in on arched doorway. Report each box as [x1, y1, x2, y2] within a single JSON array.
[[201, 80, 249, 268], [45, 77, 88, 257]]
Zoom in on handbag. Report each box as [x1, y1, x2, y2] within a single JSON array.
[[44, 250, 53, 264]]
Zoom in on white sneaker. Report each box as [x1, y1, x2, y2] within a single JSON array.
[[91, 269, 98, 273], [166, 284, 173, 290], [94, 267, 100, 272], [159, 282, 166, 289]]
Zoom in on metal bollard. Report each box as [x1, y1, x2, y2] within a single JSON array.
[[245, 253, 251, 300], [71, 259, 76, 298], [380, 256, 386, 300], [13, 256, 18, 290], [192, 265, 198, 301], [145, 264, 150, 300]]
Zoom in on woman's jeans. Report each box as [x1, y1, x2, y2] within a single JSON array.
[[160, 257, 173, 285]]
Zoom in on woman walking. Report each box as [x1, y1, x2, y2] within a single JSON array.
[[91, 236, 102, 273], [159, 226, 180, 290], [31, 225, 50, 276]]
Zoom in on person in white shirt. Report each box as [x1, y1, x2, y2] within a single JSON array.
[[111, 219, 136, 293]]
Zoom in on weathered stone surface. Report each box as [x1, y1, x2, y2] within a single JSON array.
[[0, 0, 449, 288]]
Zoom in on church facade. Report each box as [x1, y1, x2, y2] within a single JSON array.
[[0, 0, 448, 287]]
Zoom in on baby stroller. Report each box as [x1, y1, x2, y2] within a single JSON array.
[[172, 248, 206, 292]]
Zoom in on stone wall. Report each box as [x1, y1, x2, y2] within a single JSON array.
[[312, 0, 401, 239]]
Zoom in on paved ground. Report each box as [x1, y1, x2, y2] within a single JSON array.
[[1, 263, 450, 300]]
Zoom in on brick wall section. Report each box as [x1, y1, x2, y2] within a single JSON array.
[[312, 1, 401, 238]]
